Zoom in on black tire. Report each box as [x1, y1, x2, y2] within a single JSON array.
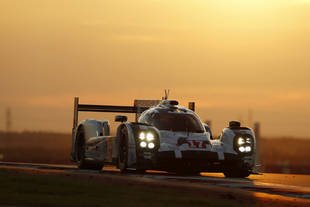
[[76, 128, 88, 169], [118, 128, 129, 173], [223, 168, 251, 178], [76, 127, 104, 171]]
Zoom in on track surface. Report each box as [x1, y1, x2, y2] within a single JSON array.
[[0, 161, 309, 201]]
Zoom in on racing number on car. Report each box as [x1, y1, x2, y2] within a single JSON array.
[[177, 138, 209, 149], [187, 140, 207, 149]]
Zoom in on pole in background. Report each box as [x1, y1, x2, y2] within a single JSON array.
[[248, 109, 253, 128], [254, 122, 261, 171], [5, 107, 12, 132], [188, 102, 195, 112]]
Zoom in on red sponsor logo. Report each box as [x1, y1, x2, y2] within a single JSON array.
[[187, 140, 207, 149], [177, 138, 208, 149]]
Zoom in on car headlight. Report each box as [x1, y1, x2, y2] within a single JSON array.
[[148, 143, 155, 149], [239, 146, 246, 152], [245, 146, 252, 152], [236, 136, 253, 153], [146, 132, 154, 141], [140, 141, 147, 148], [237, 137, 245, 145], [139, 132, 146, 140], [138, 131, 156, 149]]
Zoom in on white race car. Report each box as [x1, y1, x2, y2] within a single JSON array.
[[70, 97, 256, 178]]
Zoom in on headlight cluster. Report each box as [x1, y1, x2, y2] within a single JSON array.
[[237, 137, 253, 153], [138, 132, 155, 149]]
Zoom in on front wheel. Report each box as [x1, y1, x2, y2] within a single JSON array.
[[118, 128, 129, 173]]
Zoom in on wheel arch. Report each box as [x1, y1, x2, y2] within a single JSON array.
[[220, 127, 257, 172], [114, 122, 160, 169], [72, 120, 110, 161]]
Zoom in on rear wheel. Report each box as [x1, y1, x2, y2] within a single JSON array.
[[76, 128, 104, 171], [76, 128, 88, 169]]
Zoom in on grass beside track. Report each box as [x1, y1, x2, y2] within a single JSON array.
[[0, 169, 241, 207]]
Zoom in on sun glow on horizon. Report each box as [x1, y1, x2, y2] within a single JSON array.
[[0, 0, 309, 137]]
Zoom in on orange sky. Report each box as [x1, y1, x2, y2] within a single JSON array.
[[0, 0, 309, 137]]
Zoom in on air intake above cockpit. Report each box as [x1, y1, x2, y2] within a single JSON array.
[[160, 100, 179, 107]]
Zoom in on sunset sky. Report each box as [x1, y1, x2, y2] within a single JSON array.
[[0, 0, 309, 138]]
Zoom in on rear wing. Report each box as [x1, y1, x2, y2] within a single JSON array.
[[73, 97, 149, 130], [72, 97, 196, 131]]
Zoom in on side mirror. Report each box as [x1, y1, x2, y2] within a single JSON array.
[[115, 115, 128, 123], [203, 124, 213, 140]]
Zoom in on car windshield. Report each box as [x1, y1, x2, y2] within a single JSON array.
[[151, 113, 204, 133]]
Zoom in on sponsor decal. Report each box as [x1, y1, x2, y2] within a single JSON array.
[[177, 137, 209, 149]]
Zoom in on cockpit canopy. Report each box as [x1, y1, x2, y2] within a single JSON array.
[[152, 113, 204, 133], [139, 110, 204, 133]]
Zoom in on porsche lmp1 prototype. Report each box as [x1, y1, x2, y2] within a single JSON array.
[[70, 97, 256, 178]]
